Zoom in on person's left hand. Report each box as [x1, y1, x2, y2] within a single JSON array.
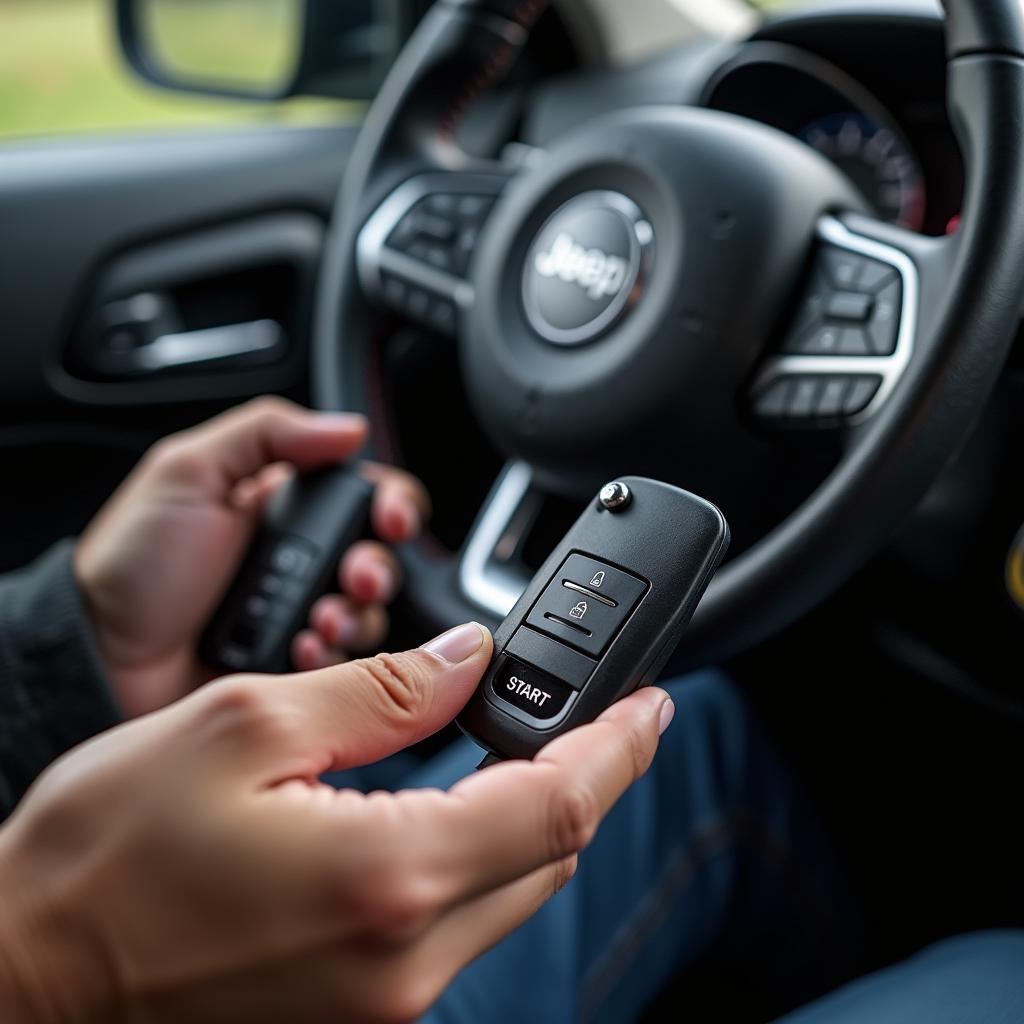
[[74, 397, 430, 718]]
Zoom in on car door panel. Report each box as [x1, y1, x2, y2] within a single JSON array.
[[0, 123, 357, 569]]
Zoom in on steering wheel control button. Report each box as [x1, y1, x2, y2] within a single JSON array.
[[836, 328, 871, 355], [753, 374, 882, 423], [826, 291, 873, 322], [866, 278, 902, 355], [506, 627, 596, 690], [490, 657, 574, 721], [843, 376, 882, 415], [599, 481, 632, 511], [857, 261, 896, 292], [817, 377, 850, 417], [788, 377, 821, 417], [523, 191, 652, 347], [357, 174, 506, 336], [822, 248, 867, 289], [753, 378, 791, 417], [782, 243, 902, 359]]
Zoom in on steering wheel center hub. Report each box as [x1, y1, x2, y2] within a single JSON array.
[[522, 190, 653, 347], [462, 107, 862, 496]]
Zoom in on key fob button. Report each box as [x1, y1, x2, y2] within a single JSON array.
[[525, 555, 648, 657], [269, 537, 317, 578], [527, 580, 630, 657], [490, 658, 574, 721], [560, 554, 647, 609], [506, 627, 596, 689]]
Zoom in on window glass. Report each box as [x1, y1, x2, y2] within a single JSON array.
[[0, 0, 358, 142]]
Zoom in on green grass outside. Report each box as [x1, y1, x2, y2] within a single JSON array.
[[0, 0, 358, 142], [143, 0, 301, 90]]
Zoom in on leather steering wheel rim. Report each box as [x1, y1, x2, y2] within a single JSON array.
[[313, 0, 1024, 665]]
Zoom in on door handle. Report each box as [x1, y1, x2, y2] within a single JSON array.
[[85, 293, 286, 377], [132, 320, 284, 372]]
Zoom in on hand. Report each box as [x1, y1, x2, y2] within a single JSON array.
[[0, 623, 672, 1024], [74, 397, 430, 718]]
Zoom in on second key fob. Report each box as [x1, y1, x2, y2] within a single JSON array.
[[457, 477, 729, 760], [201, 468, 375, 675]]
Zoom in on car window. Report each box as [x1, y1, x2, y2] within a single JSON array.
[[0, 0, 359, 143]]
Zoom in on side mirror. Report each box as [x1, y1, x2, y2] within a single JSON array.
[[115, 0, 419, 101]]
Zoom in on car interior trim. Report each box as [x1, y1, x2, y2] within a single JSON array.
[[458, 460, 535, 617]]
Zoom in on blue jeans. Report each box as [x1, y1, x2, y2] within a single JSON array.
[[330, 671, 1024, 1022]]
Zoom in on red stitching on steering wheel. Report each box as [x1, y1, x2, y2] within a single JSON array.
[[438, 0, 550, 143]]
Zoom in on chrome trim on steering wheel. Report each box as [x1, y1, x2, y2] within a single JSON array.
[[752, 215, 920, 423], [458, 461, 537, 617]]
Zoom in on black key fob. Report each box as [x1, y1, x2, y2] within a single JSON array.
[[201, 467, 375, 675], [457, 477, 729, 760]]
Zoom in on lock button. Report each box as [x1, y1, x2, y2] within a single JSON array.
[[559, 554, 648, 610], [525, 555, 647, 658]]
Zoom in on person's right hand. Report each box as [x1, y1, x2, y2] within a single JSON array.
[[0, 622, 673, 1024]]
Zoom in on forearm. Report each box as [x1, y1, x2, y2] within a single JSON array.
[[0, 542, 121, 819]]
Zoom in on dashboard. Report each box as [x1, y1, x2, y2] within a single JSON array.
[[525, 3, 964, 237], [703, 42, 952, 234]]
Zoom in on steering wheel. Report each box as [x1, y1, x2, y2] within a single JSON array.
[[313, 0, 1024, 665]]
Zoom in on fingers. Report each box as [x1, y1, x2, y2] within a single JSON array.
[[291, 629, 347, 672], [416, 687, 670, 903], [156, 397, 368, 492], [338, 541, 401, 606], [429, 855, 577, 967], [294, 543, 397, 670], [360, 462, 431, 543], [260, 623, 493, 776], [229, 462, 293, 512], [328, 857, 578, 1020], [311, 595, 388, 652], [292, 596, 389, 670]]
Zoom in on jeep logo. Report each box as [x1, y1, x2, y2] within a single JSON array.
[[533, 232, 629, 301], [523, 191, 652, 347]]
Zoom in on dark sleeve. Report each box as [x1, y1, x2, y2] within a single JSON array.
[[0, 541, 122, 819]]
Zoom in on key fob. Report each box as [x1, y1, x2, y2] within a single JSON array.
[[457, 477, 729, 760], [201, 467, 375, 675]]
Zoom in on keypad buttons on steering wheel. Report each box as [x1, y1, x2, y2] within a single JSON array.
[[356, 173, 507, 337], [752, 374, 882, 421], [783, 245, 902, 357], [749, 216, 917, 428]]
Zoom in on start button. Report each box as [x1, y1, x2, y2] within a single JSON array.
[[490, 657, 574, 721]]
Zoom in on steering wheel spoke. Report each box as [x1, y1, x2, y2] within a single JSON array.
[[457, 461, 539, 619], [356, 170, 510, 335], [749, 214, 920, 428]]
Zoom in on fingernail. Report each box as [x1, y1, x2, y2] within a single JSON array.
[[658, 698, 675, 736], [315, 413, 367, 433], [421, 622, 488, 664]]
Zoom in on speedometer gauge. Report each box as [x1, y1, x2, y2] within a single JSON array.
[[798, 112, 926, 231]]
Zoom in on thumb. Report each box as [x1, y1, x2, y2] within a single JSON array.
[[263, 623, 493, 776]]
